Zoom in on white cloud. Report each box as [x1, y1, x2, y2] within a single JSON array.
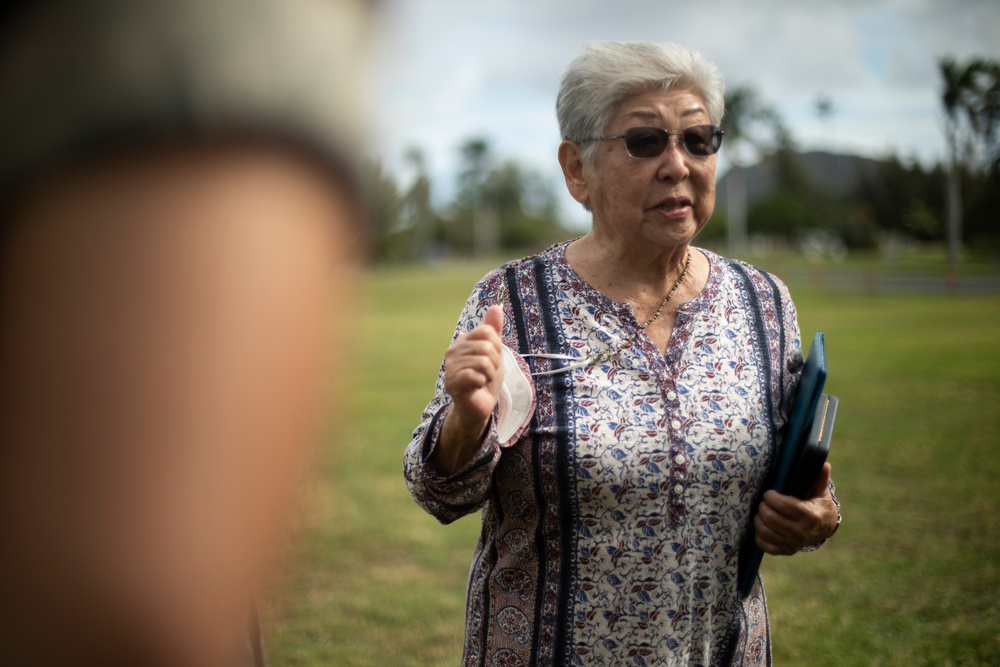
[[371, 0, 1000, 224]]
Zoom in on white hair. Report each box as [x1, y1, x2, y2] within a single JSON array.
[[556, 41, 725, 163]]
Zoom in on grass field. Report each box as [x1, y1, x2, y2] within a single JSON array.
[[263, 257, 1000, 666]]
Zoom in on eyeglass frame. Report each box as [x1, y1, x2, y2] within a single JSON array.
[[573, 124, 725, 159], [496, 265, 631, 376]]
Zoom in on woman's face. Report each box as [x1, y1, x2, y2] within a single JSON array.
[[566, 88, 718, 251]]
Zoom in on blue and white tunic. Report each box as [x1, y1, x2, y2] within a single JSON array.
[[405, 242, 821, 667]]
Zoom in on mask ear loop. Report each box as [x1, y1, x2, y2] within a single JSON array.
[[521, 353, 591, 376], [494, 251, 618, 377], [497, 277, 614, 376], [521, 349, 622, 376]]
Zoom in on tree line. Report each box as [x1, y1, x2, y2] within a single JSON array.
[[367, 141, 568, 264], [366, 55, 999, 263]]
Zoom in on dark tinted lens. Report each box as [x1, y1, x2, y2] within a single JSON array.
[[623, 127, 668, 158], [682, 125, 721, 156]]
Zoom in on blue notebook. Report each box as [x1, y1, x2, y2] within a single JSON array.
[[737, 331, 828, 598]]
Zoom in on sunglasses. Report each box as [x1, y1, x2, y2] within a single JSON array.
[[583, 124, 724, 158]]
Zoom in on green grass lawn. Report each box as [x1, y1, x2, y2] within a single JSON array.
[[263, 260, 1000, 666]]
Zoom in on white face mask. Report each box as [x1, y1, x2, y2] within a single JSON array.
[[496, 345, 536, 447]]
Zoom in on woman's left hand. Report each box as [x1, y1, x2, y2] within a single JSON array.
[[753, 463, 840, 555]]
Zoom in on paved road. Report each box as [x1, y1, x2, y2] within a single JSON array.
[[779, 267, 1000, 294]]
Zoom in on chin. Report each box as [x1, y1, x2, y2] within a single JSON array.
[[647, 218, 702, 246]]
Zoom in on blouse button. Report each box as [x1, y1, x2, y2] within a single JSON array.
[[673, 484, 684, 495], [667, 390, 678, 401], [670, 419, 681, 430], [674, 454, 686, 465]]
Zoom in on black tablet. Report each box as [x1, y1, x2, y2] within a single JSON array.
[[785, 394, 838, 499]]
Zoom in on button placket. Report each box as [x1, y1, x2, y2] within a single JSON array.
[[667, 436, 688, 526], [664, 381, 688, 527]]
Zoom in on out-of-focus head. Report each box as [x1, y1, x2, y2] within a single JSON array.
[[0, 0, 372, 196], [0, 1, 374, 665], [556, 41, 725, 164]]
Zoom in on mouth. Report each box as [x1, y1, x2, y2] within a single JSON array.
[[651, 196, 692, 214]]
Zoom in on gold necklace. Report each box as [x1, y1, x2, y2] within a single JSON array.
[[638, 250, 692, 330], [513, 250, 692, 376]]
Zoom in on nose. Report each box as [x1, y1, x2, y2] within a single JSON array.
[[656, 137, 690, 182]]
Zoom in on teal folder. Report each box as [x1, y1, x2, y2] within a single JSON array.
[[737, 331, 833, 598]]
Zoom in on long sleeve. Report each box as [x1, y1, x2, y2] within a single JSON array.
[[776, 277, 803, 417], [402, 270, 506, 525]]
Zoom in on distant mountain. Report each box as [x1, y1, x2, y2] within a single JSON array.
[[715, 151, 885, 212]]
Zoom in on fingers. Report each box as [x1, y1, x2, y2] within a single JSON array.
[[452, 307, 504, 364], [453, 314, 503, 353], [755, 479, 838, 555], [443, 308, 507, 422], [445, 343, 502, 391], [754, 502, 802, 556], [754, 531, 797, 556], [483, 304, 504, 336], [447, 336, 502, 373], [760, 486, 826, 522], [447, 321, 502, 384]]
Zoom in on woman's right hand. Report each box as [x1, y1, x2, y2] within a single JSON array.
[[433, 305, 505, 475]]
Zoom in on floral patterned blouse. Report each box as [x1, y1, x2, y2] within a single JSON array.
[[404, 242, 829, 667]]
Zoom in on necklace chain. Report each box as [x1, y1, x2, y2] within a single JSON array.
[[598, 250, 691, 364], [497, 244, 694, 375], [638, 251, 691, 330]]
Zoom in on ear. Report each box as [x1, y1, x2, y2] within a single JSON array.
[[558, 140, 591, 207]]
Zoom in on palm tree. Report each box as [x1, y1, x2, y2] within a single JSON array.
[[815, 92, 836, 149], [403, 147, 434, 262], [941, 58, 969, 277], [722, 86, 789, 257], [458, 137, 498, 258], [938, 57, 1000, 280]]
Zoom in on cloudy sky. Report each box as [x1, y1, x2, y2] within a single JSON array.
[[372, 0, 1000, 227]]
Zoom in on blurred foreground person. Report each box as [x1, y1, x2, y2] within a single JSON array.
[[0, 1, 372, 665]]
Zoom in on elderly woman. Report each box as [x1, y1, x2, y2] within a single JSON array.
[[404, 41, 840, 666]]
